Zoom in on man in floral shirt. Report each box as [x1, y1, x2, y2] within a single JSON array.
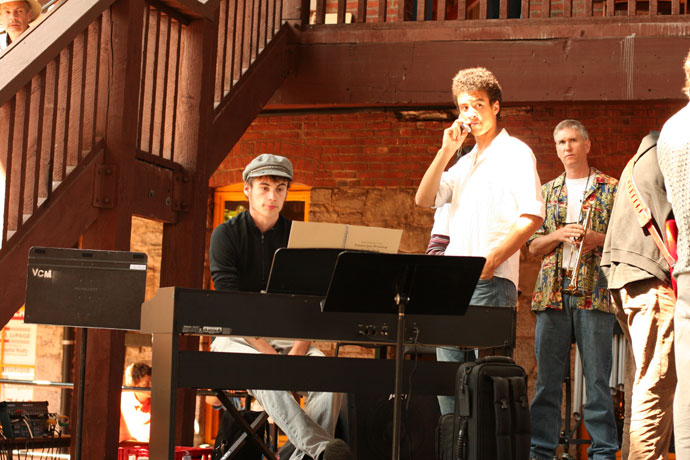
[[527, 119, 619, 460]]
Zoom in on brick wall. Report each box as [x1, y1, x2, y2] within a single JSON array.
[[211, 100, 684, 190]]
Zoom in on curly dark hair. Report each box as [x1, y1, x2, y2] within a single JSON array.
[[451, 67, 503, 117], [127, 362, 152, 385]]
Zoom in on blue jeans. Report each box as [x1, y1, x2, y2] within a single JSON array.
[[436, 276, 517, 415], [530, 280, 618, 460], [211, 337, 342, 460]]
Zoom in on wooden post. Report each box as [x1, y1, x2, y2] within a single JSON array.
[[150, 8, 219, 458], [283, 0, 304, 24], [69, 0, 145, 458]]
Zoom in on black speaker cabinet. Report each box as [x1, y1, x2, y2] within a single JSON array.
[[25, 247, 147, 330], [347, 393, 440, 460]]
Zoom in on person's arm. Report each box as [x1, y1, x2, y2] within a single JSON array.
[[210, 224, 277, 354], [426, 234, 450, 255], [209, 224, 242, 291], [119, 412, 132, 443], [585, 176, 618, 254], [482, 214, 544, 279], [426, 205, 451, 255], [288, 340, 311, 356], [415, 120, 469, 207], [529, 223, 584, 257], [245, 337, 279, 355], [244, 338, 309, 356], [529, 177, 612, 257]]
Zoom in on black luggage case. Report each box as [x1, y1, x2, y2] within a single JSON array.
[[445, 356, 531, 460]]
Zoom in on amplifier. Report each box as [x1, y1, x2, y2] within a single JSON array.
[[0, 401, 50, 438], [25, 247, 147, 330]]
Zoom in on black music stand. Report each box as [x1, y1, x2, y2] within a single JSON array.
[[321, 251, 484, 460], [265, 248, 345, 296]]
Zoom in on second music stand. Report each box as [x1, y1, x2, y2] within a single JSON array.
[[321, 251, 485, 460]]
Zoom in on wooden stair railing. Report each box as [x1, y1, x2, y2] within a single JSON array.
[[136, 0, 296, 169], [0, 0, 119, 328], [0, 0, 115, 248], [0, 0, 295, 331], [305, 0, 686, 24]]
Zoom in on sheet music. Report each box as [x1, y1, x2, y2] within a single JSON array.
[[288, 221, 402, 254]]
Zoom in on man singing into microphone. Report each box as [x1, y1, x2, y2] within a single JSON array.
[[415, 67, 545, 416]]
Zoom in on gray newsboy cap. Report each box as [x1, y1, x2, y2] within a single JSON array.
[[242, 154, 294, 182]]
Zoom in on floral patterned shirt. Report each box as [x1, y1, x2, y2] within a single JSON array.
[[530, 168, 618, 312]]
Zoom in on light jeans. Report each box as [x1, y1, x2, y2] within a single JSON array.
[[436, 276, 517, 415], [674, 273, 690, 459], [530, 279, 618, 460], [211, 337, 343, 460], [612, 278, 676, 460]]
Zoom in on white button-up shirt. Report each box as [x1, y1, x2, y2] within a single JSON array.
[[435, 129, 545, 287]]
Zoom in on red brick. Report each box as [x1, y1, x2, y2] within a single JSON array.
[[209, 101, 685, 189], [332, 171, 358, 178], [304, 138, 331, 146]]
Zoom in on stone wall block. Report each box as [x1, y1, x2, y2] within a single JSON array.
[[309, 188, 332, 204], [329, 190, 367, 211]]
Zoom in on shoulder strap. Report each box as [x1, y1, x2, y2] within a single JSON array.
[[454, 364, 473, 460], [492, 376, 513, 460], [621, 150, 677, 269], [437, 414, 455, 460], [508, 376, 531, 460]]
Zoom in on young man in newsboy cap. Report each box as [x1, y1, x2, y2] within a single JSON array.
[[209, 154, 353, 460]]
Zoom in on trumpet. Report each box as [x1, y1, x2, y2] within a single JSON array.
[[563, 207, 592, 297]]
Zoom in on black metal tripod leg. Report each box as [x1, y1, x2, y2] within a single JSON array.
[[214, 389, 276, 460]]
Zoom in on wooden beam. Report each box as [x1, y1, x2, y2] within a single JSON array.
[[295, 15, 690, 43], [0, 0, 117, 107], [131, 159, 179, 223], [268, 34, 690, 108], [72, 328, 126, 460]]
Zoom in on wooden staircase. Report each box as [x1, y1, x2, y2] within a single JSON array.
[[0, 0, 297, 329]]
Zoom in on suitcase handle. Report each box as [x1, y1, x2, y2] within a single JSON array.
[[476, 356, 513, 365]]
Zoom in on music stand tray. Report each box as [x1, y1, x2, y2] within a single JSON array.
[[321, 251, 485, 460]]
